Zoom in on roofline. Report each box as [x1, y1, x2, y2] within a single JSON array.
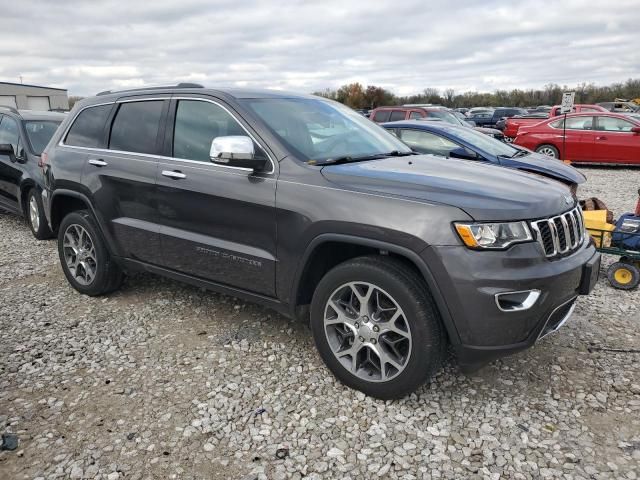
[[0, 81, 67, 92]]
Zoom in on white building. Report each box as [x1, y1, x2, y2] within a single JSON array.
[[0, 81, 69, 111]]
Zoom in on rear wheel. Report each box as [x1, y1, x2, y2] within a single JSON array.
[[535, 144, 560, 159], [26, 188, 53, 240], [57, 210, 124, 296], [607, 262, 640, 290], [310, 256, 445, 399]]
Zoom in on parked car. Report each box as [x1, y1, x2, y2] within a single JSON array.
[[597, 101, 640, 113], [469, 107, 529, 128], [42, 84, 600, 399], [503, 113, 550, 141], [514, 112, 640, 165], [382, 120, 585, 190], [0, 107, 65, 238], [370, 106, 503, 139], [548, 104, 608, 117], [454, 108, 469, 116], [527, 105, 553, 114]]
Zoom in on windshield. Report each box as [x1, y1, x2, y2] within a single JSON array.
[[451, 126, 522, 157], [241, 98, 411, 162], [24, 120, 61, 155], [428, 110, 465, 126]]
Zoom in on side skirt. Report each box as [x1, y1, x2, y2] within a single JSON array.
[[119, 257, 290, 318]]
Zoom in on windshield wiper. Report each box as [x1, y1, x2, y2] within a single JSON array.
[[312, 150, 415, 165], [511, 149, 529, 158]]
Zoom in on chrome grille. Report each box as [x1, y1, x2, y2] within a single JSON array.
[[531, 206, 585, 257]]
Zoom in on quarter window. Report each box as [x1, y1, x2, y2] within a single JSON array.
[[596, 116, 635, 132], [409, 111, 423, 120], [0, 116, 19, 153], [173, 100, 246, 162], [109, 101, 164, 154], [65, 104, 112, 148]]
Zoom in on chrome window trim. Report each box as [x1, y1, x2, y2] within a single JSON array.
[[58, 96, 276, 175]]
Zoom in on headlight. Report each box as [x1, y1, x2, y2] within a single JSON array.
[[454, 221, 532, 249]]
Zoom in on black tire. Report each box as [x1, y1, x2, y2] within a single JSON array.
[[57, 210, 124, 296], [535, 144, 560, 159], [26, 188, 53, 240], [310, 255, 445, 399], [607, 262, 640, 290]]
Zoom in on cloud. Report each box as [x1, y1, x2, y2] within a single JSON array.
[[0, 0, 638, 97]]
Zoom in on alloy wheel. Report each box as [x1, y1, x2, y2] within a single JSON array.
[[62, 224, 98, 285], [537, 147, 557, 157], [29, 195, 40, 232], [323, 281, 412, 382]]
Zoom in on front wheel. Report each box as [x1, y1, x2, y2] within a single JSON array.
[[26, 188, 53, 240], [310, 256, 445, 399], [535, 144, 560, 159]]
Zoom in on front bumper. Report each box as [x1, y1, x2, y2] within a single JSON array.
[[422, 240, 600, 371]]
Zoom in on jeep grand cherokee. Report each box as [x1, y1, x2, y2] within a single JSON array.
[[41, 84, 600, 399]]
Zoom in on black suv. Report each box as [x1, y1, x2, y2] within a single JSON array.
[[0, 107, 65, 238], [42, 85, 600, 399]]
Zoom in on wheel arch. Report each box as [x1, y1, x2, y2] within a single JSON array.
[[19, 179, 37, 216], [290, 233, 460, 345]]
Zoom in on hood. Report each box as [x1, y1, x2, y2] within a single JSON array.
[[503, 150, 586, 185], [321, 156, 577, 221], [474, 126, 502, 135]]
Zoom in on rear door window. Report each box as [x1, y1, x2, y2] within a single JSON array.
[[109, 100, 164, 154], [564, 116, 594, 130], [388, 110, 406, 121], [65, 104, 112, 148]]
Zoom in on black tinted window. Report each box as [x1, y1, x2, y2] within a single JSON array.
[[388, 110, 406, 121], [65, 104, 111, 148], [173, 100, 245, 162], [109, 101, 164, 154], [25, 121, 61, 155]]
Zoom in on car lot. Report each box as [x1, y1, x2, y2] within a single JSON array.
[[0, 168, 639, 480]]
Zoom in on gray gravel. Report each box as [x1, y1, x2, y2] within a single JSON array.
[[1, 166, 639, 480]]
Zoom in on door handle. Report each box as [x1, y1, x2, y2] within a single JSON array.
[[596, 136, 607, 141], [88, 159, 108, 167], [162, 170, 186, 179]]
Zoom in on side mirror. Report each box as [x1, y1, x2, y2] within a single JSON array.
[[209, 136, 267, 171], [0, 143, 16, 162], [631, 126, 640, 135], [449, 146, 478, 160]]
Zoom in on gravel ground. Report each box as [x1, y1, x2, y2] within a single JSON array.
[[1, 167, 639, 480]]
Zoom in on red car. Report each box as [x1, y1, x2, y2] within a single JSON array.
[[548, 104, 608, 117], [503, 105, 608, 142], [514, 112, 640, 165]]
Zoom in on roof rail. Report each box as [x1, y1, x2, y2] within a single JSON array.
[[96, 82, 204, 96], [0, 105, 19, 114]]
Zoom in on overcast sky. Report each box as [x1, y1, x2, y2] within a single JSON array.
[[1, 0, 639, 97]]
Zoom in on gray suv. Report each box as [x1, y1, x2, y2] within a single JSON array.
[[41, 84, 600, 399]]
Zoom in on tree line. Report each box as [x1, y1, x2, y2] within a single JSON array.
[[312, 78, 640, 110]]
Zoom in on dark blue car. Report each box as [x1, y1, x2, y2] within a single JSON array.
[[382, 120, 586, 188]]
